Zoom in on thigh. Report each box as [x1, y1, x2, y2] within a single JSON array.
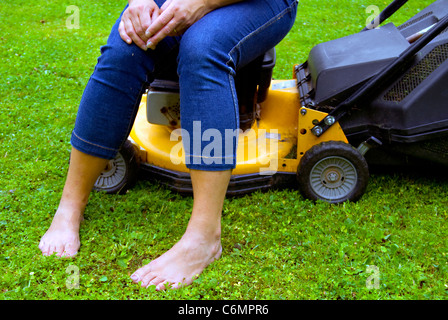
[[180, 0, 298, 70]]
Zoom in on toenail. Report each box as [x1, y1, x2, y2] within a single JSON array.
[[131, 274, 139, 281]]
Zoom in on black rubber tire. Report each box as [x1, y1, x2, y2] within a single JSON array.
[[92, 140, 140, 194], [297, 141, 369, 203]]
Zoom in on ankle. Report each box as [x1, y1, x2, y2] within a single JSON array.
[[54, 203, 84, 224], [180, 230, 222, 261], [185, 219, 221, 240]]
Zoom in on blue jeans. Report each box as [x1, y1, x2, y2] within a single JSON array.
[[71, 0, 298, 171]]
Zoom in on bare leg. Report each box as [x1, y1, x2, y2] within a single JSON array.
[[39, 147, 109, 257], [131, 169, 231, 290]]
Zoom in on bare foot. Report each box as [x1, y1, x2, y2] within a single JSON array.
[[38, 208, 83, 258], [131, 230, 222, 290]]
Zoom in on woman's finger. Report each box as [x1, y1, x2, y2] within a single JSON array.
[[145, 0, 211, 49], [122, 14, 148, 50], [145, 5, 181, 49], [120, 2, 161, 51], [146, 18, 179, 49], [134, 6, 154, 41], [145, 7, 175, 38], [145, 7, 161, 37], [118, 20, 132, 44]]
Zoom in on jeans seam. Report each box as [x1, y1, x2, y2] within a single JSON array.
[[72, 130, 118, 152], [228, 72, 239, 159], [117, 81, 150, 150]]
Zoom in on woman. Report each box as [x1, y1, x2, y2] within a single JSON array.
[[39, 0, 297, 290]]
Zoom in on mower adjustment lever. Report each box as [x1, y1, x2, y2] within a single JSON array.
[[357, 136, 383, 156]]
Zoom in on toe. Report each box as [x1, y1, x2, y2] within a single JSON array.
[[38, 240, 47, 255], [46, 244, 56, 257], [131, 263, 152, 283], [61, 244, 78, 258], [39, 237, 52, 256], [38, 239, 44, 251], [169, 281, 184, 290], [141, 272, 158, 287], [154, 279, 170, 291], [156, 279, 183, 291], [146, 275, 165, 288], [55, 243, 65, 257]]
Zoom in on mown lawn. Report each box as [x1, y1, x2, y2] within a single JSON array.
[[1, 0, 447, 301]]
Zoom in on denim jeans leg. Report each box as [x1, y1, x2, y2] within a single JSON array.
[[70, 2, 178, 160], [177, 0, 298, 171]]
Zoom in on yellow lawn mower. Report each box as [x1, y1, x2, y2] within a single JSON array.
[[93, 0, 448, 204]]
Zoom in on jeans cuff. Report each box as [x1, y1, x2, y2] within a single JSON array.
[[70, 130, 118, 160]]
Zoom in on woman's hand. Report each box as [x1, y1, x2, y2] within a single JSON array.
[[145, 0, 215, 50], [118, 0, 160, 51]]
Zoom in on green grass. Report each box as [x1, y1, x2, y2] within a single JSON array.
[[1, 0, 447, 300]]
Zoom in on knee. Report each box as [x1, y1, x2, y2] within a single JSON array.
[[97, 40, 151, 73]]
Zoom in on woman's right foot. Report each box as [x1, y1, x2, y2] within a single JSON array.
[[38, 208, 83, 258]]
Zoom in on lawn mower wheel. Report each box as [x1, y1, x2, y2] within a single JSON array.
[[297, 141, 369, 203]]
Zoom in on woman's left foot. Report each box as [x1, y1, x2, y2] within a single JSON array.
[[131, 230, 222, 290]]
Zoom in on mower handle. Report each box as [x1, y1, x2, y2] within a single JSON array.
[[406, 23, 437, 43], [362, 0, 409, 31]]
